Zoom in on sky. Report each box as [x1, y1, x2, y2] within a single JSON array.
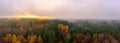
[[0, 0, 120, 19]]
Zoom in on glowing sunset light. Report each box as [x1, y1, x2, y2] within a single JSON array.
[[19, 15, 40, 18], [3, 12, 54, 20], [17, 15, 53, 20], [16, 12, 53, 19], [0, 15, 53, 20]]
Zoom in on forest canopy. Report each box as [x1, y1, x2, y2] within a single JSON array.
[[0, 18, 120, 43]]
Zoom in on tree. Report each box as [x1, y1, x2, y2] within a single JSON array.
[[64, 25, 69, 33], [76, 34, 84, 43], [27, 34, 37, 43], [64, 33, 71, 43], [11, 34, 21, 43], [11, 34, 17, 43], [37, 35, 43, 43], [2, 34, 12, 43], [103, 39, 110, 43]]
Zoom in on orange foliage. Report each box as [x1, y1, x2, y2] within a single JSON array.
[[37, 35, 43, 43], [57, 24, 69, 33]]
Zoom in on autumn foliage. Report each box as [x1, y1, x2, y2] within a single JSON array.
[[0, 19, 120, 43]]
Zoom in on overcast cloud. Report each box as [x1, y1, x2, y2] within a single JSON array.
[[0, 0, 120, 19]]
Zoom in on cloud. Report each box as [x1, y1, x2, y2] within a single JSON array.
[[0, 0, 120, 19]]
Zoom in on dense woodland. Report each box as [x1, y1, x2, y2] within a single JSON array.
[[0, 18, 120, 43]]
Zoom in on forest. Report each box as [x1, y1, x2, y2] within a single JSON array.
[[0, 18, 120, 43]]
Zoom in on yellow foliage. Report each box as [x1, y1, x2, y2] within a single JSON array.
[[37, 35, 43, 43], [64, 25, 69, 33], [27, 35, 31, 41], [58, 24, 64, 30], [12, 34, 17, 43], [58, 24, 69, 33], [16, 40, 21, 43], [28, 34, 37, 43]]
